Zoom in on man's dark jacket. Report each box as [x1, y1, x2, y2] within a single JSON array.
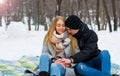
[[71, 24, 101, 63]]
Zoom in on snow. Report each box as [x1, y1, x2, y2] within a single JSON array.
[[0, 22, 46, 61], [0, 21, 120, 66], [7, 22, 28, 38], [97, 30, 120, 65]]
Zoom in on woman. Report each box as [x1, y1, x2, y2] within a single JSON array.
[[38, 16, 79, 76]]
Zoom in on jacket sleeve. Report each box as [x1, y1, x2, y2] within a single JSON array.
[[41, 43, 53, 58], [71, 31, 99, 63]]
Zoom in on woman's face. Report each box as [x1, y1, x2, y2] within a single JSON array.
[[56, 19, 65, 34]]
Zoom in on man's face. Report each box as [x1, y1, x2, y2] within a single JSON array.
[[66, 27, 79, 35]]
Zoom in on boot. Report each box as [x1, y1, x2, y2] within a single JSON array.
[[38, 71, 50, 76], [24, 69, 37, 76]]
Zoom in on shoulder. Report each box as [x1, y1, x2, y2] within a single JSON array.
[[84, 30, 98, 41], [86, 30, 97, 37], [89, 30, 98, 39]]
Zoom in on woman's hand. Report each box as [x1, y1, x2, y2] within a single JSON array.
[[55, 59, 66, 68], [60, 59, 71, 67], [55, 58, 72, 67]]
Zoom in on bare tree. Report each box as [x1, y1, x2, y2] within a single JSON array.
[[102, 0, 112, 32], [55, 0, 62, 16], [0, 0, 120, 32], [27, 0, 32, 31], [99, 0, 106, 30], [77, 0, 81, 16], [96, 0, 100, 31], [36, 0, 40, 31], [111, 0, 117, 31], [83, 0, 92, 29]]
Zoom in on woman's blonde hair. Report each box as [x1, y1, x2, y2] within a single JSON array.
[[43, 16, 77, 55]]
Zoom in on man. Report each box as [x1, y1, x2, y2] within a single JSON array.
[[63, 15, 111, 76]]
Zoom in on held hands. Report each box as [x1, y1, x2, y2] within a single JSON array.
[[51, 56, 73, 68], [55, 58, 72, 68]]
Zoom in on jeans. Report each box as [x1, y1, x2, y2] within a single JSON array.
[[39, 54, 66, 76], [39, 50, 111, 76], [75, 50, 111, 76]]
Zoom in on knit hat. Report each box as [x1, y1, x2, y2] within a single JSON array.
[[65, 15, 83, 29]]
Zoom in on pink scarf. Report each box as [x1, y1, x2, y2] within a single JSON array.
[[51, 31, 70, 56]]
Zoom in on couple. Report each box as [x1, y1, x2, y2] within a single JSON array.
[[38, 15, 111, 76]]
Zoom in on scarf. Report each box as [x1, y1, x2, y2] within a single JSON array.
[[51, 31, 71, 56]]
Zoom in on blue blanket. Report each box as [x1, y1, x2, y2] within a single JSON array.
[[0, 56, 119, 76]]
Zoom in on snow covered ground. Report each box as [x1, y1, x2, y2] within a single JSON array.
[[97, 30, 120, 65], [0, 22, 120, 66], [0, 22, 45, 61]]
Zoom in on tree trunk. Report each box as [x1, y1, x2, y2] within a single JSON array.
[[37, 0, 40, 31], [28, 9, 31, 31], [28, 14, 31, 31], [111, 0, 117, 31], [96, 0, 100, 31], [56, 0, 62, 16], [102, 0, 112, 32], [84, 0, 93, 29]]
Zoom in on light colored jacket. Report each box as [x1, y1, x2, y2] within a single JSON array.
[[42, 42, 79, 58]]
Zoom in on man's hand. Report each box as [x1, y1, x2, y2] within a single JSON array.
[[55, 58, 72, 67], [55, 59, 66, 68]]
